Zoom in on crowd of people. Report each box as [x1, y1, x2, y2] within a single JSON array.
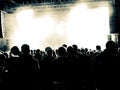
[[0, 40, 120, 90]]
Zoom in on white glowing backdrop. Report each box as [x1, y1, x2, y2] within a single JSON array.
[[5, 1, 111, 50]]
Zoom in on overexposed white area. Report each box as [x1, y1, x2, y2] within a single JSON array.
[[4, 1, 111, 50]]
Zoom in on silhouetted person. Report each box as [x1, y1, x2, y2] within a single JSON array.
[[96, 45, 102, 53], [92, 41, 118, 90], [7, 46, 20, 72], [19, 44, 40, 72], [34, 49, 42, 62], [40, 47, 55, 90], [5, 46, 21, 90], [52, 46, 71, 90], [62, 44, 67, 49], [17, 44, 40, 89], [66, 46, 82, 89]]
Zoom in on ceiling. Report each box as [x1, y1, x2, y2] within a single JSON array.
[[0, 0, 116, 13], [0, 0, 69, 12]]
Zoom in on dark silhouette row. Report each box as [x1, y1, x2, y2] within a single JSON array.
[[0, 40, 120, 90]]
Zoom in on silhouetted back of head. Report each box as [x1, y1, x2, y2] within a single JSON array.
[[96, 45, 101, 51], [11, 46, 20, 55], [67, 46, 74, 55], [72, 44, 78, 52], [21, 44, 30, 54], [62, 44, 67, 48], [45, 47, 52, 55], [106, 41, 116, 50], [58, 47, 67, 56]]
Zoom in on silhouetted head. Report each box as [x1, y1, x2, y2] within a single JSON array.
[[62, 44, 67, 48], [21, 44, 30, 54], [81, 48, 85, 53], [85, 48, 88, 52], [36, 49, 40, 53], [45, 47, 52, 55], [106, 41, 116, 50], [96, 45, 101, 51], [72, 44, 78, 52], [67, 46, 74, 55], [10, 46, 20, 55], [58, 47, 67, 57]]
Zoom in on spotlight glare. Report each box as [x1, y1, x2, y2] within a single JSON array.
[[66, 4, 110, 50], [16, 9, 33, 27], [8, 2, 110, 50], [12, 13, 55, 50]]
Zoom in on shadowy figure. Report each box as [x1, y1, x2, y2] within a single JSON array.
[[92, 41, 118, 90], [1, 40, 120, 90], [20, 44, 40, 72], [17, 44, 40, 89], [7, 46, 20, 72], [34, 49, 42, 62], [5, 46, 21, 90], [40, 47, 55, 90], [96, 45, 102, 53]]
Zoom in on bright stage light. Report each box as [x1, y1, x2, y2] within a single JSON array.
[[66, 3, 110, 50], [11, 11, 56, 50], [16, 9, 34, 27], [11, 9, 34, 49], [9, 2, 110, 51]]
